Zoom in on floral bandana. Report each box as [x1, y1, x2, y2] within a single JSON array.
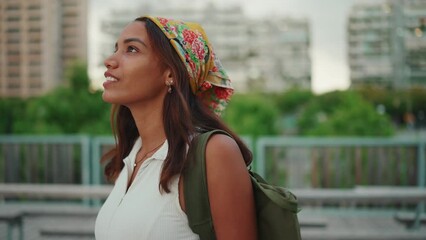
[[143, 16, 233, 115]]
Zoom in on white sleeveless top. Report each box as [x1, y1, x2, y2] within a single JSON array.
[[95, 138, 199, 240]]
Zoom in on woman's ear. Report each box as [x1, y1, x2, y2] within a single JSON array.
[[164, 68, 174, 93], [163, 67, 173, 81]]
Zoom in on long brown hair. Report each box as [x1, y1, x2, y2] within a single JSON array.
[[101, 17, 252, 192]]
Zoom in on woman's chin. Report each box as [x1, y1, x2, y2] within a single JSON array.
[[102, 92, 115, 104]]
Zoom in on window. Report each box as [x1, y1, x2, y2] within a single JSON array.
[[28, 15, 41, 21], [7, 72, 20, 78], [7, 82, 21, 89], [28, 27, 41, 32], [8, 62, 19, 67], [6, 25, 20, 32], [7, 50, 20, 55], [6, 5, 20, 10], [28, 5, 41, 10], [7, 16, 20, 21]]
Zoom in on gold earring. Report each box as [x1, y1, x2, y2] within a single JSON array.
[[166, 79, 173, 93]]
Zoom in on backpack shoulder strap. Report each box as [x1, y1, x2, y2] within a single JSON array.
[[183, 129, 231, 240]]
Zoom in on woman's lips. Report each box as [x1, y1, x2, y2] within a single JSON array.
[[103, 76, 118, 88]]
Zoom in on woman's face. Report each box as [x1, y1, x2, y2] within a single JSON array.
[[102, 21, 169, 107]]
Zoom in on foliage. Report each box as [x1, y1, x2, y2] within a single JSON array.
[[0, 98, 27, 134], [67, 60, 90, 91], [298, 91, 395, 136], [3, 64, 424, 136], [273, 88, 314, 113], [0, 60, 111, 135], [22, 89, 110, 134], [355, 86, 426, 128], [223, 94, 280, 137]]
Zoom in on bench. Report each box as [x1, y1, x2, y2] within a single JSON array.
[[0, 183, 108, 240], [35, 209, 97, 238], [2, 184, 424, 203], [0, 204, 99, 240], [0, 183, 425, 234], [293, 186, 426, 230], [0, 209, 23, 240], [395, 211, 426, 228], [292, 186, 426, 205], [0, 184, 112, 200], [40, 225, 95, 238], [298, 215, 328, 228]]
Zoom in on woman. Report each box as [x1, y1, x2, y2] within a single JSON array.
[[95, 16, 257, 240]]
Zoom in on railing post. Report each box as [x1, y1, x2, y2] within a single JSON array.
[[91, 137, 101, 207], [256, 138, 266, 178], [91, 137, 101, 186], [90, 136, 115, 206], [80, 136, 91, 206], [412, 139, 425, 229]]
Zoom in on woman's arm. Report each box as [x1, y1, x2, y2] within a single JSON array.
[[205, 134, 257, 240]]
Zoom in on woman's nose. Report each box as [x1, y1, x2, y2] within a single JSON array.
[[104, 54, 118, 69]]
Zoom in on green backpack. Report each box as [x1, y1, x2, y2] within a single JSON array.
[[184, 130, 302, 240]]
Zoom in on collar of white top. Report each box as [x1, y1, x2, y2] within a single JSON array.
[[123, 138, 168, 166]]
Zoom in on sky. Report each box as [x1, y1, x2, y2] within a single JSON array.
[[89, 0, 383, 94]]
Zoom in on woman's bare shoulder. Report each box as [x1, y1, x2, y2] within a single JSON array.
[[204, 133, 257, 239]]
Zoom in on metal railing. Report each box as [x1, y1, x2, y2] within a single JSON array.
[[256, 137, 426, 187], [1, 135, 425, 188], [0, 135, 91, 186], [1, 134, 426, 230]]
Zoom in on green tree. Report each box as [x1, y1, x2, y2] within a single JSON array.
[[223, 94, 280, 137], [356, 86, 426, 128], [67, 60, 90, 91], [13, 60, 111, 134], [274, 88, 314, 113], [298, 91, 394, 136], [0, 98, 27, 134]]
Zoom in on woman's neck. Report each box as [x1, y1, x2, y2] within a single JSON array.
[[129, 103, 166, 149]]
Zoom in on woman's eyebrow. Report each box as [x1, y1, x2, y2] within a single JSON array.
[[124, 38, 148, 47], [114, 38, 148, 49]]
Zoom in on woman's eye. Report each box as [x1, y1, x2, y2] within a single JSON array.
[[127, 46, 138, 53]]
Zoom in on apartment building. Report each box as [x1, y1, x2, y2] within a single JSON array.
[[347, 0, 426, 89], [98, 2, 311, 93], [247, 17, 311, 92], [0, 0, 87, 98]]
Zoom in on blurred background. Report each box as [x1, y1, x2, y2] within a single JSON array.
[[0, 0, 425, 239]]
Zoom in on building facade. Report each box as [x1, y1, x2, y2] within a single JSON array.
[[97, 2, 311, 93], [347, 0, 426, 89], [247, 17, 311, 92], [0, 0, 87, 98]]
